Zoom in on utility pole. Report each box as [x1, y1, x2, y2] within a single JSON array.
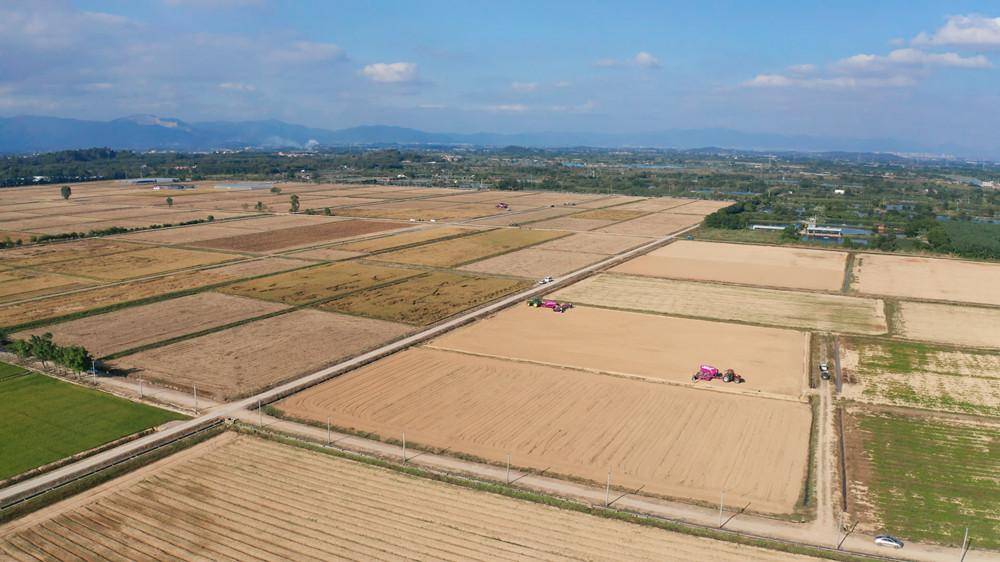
[[193, 385, 198, 415], [604, 469, 612, 507], [960, 527, 969, 561], [138, 378, 143, 398], [258, 400, 262, 427], [719, 488, 725, 527], [401, 431, 407, 462], [506, 453, 511, 485], [327, 418, 332, 446], [91, 359, 97, 384]]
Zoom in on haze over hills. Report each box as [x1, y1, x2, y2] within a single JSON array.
[[0, 114, 988, 160]]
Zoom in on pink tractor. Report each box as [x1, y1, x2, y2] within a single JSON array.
[[528, 298, 574, 313], [691, 365, 745, 383]]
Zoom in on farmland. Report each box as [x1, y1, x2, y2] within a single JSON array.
[[36, 246, 242, 281], [852, 253, 1000, 305], [535, 231, 652, 254], [0, 363, 184, 481], [13, 292, 288, 358], [597, 212, 703, 236], [844, 409, 999, 549], [277, 348, 812, 514], [613, 241, 847, 291], [0, 269, 94, 304], [377, 228, 569, 267], [459, 247, 610, 278], [190, 218, 405, 252], [335, 225, 474, 252], [0, 434, 817, 561], [318, 271, 531, 325], [553, 274, 887, 335], [895, 301, 1000, 349], [111, 309, 411, 400], [218, 261, 421, 306]]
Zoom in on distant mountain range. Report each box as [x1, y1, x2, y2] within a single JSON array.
[[0, 114, 990, 159]]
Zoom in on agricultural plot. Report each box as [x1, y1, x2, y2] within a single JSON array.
[[0, 257, 306, 329], [844, 409, 999, 548], [318, 271, 530, 325], [219, 261, 420, 306], [13, 293, 288, 358], [286, 247, 366, 261], [596, 212, 703, 237], [617, 197, 696, 212], [614, 241, 847, 291], [279, 348, 811, 514], [115, 223, 261, 244], [459, 247, 609, 278], [377, 228, 568, 267], [570, 208, 649, 221], [554, 274, 887, 335], [0, 434, 818, 561], [190, 219, 405, 253], [896, 301, 1000, 349], [0, 270, 94, 304], [36, 246, 242, 281], [0, 364, 184, 481], [112, 309, 411, 400], [335, 200, 499, 221], [430, 305, 807, 397], [528, 216, 619, 231], [840, 338, 1000, 417], [535, 231, 652, 255], [335, 226, 474, 252], [472, 206, 578, 226], [852, 253, 1000, 306], [0, 238, 144, 267]]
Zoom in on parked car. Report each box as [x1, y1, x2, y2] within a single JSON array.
[[538, 276, 554, 285], [874, 535, 904, 549], [819, 362, 831, 380]]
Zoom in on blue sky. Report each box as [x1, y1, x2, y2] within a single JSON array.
[[3, 1, 1000, 148]]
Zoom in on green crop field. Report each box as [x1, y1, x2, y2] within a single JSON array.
[[850, 410, 999, 548], [0, 363, 186, 481]]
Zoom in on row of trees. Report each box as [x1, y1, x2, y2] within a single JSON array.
[[3, 332, 93, 372]]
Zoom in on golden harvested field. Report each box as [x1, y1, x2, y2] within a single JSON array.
[[0, 238, 144, 267], [570, 208, 649, 221], [319, 271, 531, 325], [528, 216, 618, 231], [431, 305, 807, 397], [460, 247, 608, 278], [509, 192, 606, 207], [337, 202, 499, 221], [535, 231, 652, 254], [614, 240, 847, 291], [335, 226, 475, 252], [113, 309, 411, 400], [617, 197, 696, 212], [852, 253, 1000, 305], [668, 200, 736, 215], [190, 219, 405, 252], [472, 206, 577, 226], [0, 434, 819, 561], [14, 292, 288, 358], [896, 301, 1000, 349], [0, 270, 94, 304], [219, 261, 420, 306], [287, 247, 366, 261], [597, 212, 703, 236], [280, 348, 812, 514], [554, 274, 888, 335], [0, 257, 306, 328], [114, 223, 261, 244], [37, 246, 242, 281], [377, 228, 568, 267]]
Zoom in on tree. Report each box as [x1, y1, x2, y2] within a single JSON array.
[[270, 186, 282, 194], [255, 201, 264, 212], [166, 196, 173, 208], [781, 224, 800, 241], [323, 207, 332, 216], [60, 185, 71, 200], [289, 194, 300, 213]]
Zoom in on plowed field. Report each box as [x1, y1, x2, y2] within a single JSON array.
[[896, 301, 1000, 349], [852, 253, 1000, 305]]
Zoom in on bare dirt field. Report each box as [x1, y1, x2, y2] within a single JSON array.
[[0, 239, 144, 267], [0, 270, 95, 304], [280, 348, 811, 514], [614, 240, 847, 291], [0, 257, 306, 328], [570, 208, 649, 221], [528, 216, 619, 231], [896, 301, 1000, 349], [219, 261, 421, 306], [285, 247, 367, 261], [14, 292, 288, 358], [459, 247, 609, 278], [668, 200, 735, 215], [616, 197, 697, 212], [115, 223, 265, 244], [113, 309, 411, 400], [319, 271, 531, 325], [191, 219, 405, 253], [430, 304, 807, 397], [472, 206, 578, 226], [335, 226, 475, 252], [0, 433, 819, 561], [335, 200, 499, 221], [534, 231, 653, 254], [597, 213, 703, 236], [37, 246, 242, 281], [377, 229, 568, 267], [852, 253, 1000, 305], [554, 274, 887, 335]]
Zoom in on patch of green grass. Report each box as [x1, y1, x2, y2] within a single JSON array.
[[0, 367, 186, 481], [692, 227, 783, 244], [856, 339, 933, 373], [857, 412, 999, 548]]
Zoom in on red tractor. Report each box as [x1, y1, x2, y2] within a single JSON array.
[[496, 202, 510, 209], [528, 298, 573, 313], [691, 365, 745, 383]]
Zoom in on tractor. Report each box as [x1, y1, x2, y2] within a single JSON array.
[[691, 365, 745, 383], [528, 298, 573, 313]]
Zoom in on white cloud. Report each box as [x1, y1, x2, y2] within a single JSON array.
[[361, 62, 418, 83], [485, 103, 528, 113], [219, 82, 256, 92], [511, 81, 537, 92], [787, 64, 816, 75], [593, 57, 621, 68], [265, 41, 345, 65], [742, 73, 916, 90], [550, 100, 597, 113], [834, 48, 990, 73], [913, 14, 1000, 48], [634, 51, 661, 68]]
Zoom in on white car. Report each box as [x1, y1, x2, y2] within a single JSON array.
[[874, 535, 904, 549], [538, 276, 554, 285]]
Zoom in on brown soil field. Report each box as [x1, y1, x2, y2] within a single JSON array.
[[286, 247, 367, 261], [0, 257, 306, 328], [473, 206, 578, 226], [0, 270, 94, 304], [190, 219, 405, 253], [430, 304, 807, 397], [460, 247, 608, 278], [336, 226, 475, 252], [378, 228, 569, 267], [852, 253, 1000, 305], [113, 309, 411, 399], [0, 214, 103, 231], [0, 239, 148, 267], [319, 271, 531, 325], [528, 216, 618, 231], [572, 195, 648, 208], [669, 200, 736, 215], [554, 274, 888, 335], [280, 348, 811, 514], [509, 192, 606, 207], [114, 224, 264, 244], [570, 208, 649, 221], [616, 197, 696, 211], [37, 246, 242, 281], [219, 261, 420, 305], [896, 301, 1000, 349], [14, 292, 289, 358], [336, 202, 499, 221], [0, 434, 819, 561], [534, 231, 653, 254], [597, 212, 703, 236], [298, 195, 381, 208], [614, 240, 848, 291]]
